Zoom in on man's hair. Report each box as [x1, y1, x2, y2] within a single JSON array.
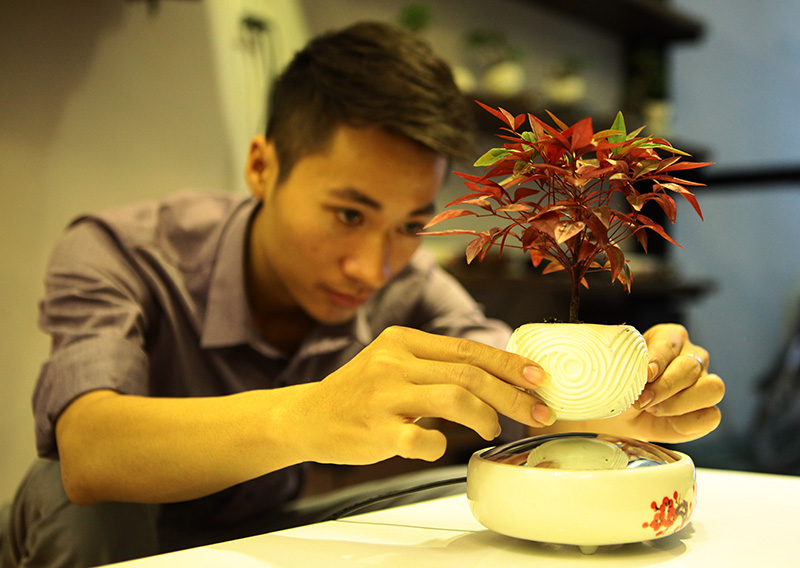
[[265, 21, 475, 182]]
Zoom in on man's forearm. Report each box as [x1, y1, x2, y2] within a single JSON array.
[[55, 387, 312, 505]]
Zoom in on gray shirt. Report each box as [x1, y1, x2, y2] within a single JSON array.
[[32, 191, 513, 525]]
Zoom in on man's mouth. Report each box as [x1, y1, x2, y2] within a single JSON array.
[[324, 287, 371, 309]]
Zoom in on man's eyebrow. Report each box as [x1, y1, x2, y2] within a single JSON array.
[[330, 189, 382, 211], [411, 202, 436, 217], [329, 189, 435, 217]]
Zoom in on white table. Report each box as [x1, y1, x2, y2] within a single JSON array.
[[107, 468, 799, 567]]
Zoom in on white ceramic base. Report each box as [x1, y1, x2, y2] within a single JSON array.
[[467, 434, 696, 552]]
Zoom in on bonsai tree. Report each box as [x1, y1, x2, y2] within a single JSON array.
[[425, 102, 713, 323]]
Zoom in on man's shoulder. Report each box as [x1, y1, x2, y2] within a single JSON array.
[[81, 191, 248, 233], [69, 191, 253, 261], [371, 248, 452, 309], [77, 191, 248, 246]]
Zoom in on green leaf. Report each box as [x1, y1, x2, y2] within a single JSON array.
[[609, 112, 627, 144], [474, 147, 511, 167]]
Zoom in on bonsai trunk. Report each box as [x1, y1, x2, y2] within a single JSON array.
[[569, 283, 580, 324]]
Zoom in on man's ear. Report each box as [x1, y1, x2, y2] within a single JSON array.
[[245, 135, 279, 200]]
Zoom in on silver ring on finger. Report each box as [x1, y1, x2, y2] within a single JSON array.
[[687, 353, 705, 373]]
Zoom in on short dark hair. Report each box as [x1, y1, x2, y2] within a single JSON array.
[[266, 21, 475, 182]]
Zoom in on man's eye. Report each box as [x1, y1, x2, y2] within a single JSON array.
[[401, 221, 426, 236], [337, 209, 364, 226]]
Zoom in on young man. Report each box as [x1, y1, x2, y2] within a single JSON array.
[[1, 21, 723, 568]]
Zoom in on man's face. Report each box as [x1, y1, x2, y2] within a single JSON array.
[[246, 126, 448, 326]]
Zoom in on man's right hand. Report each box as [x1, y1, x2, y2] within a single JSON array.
[[292, 326, 553, 465]]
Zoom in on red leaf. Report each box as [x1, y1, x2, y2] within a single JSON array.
[[555, 220, 585, 244], [542, 260, 566, 274], [462, 198, 496, 212], [529, 248, 545, 267], [514, 186, 543, 202], [633, 159, 662, 178], [590, 206, 613, 228], [577, 241, 600, 263], [496, 203, 531, 213], [627, 193, 648, 212], [465, 234, 492, 263], [604, 243, 626, 282], [424, 209, 477, 229], [422, 229, 481, 237], [653, 193, 678, 223], [638, 215, 681, 247], [564, 116, 595, 152], [475, 100, 522, 130], [658, 184, 704, 220], [584, 215, 610, 246], [635, 228, 649, 252], [659, 161, 715, 173], [615, 262, 633, 292], [544, 110, 569, 131]]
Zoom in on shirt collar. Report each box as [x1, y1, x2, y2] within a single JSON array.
[[200, 197, 258, 349]]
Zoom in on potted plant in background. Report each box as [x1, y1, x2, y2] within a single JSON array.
[[425, 102, 713, 421]]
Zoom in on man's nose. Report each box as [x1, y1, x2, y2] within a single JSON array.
[[342, 235, 391, 290]]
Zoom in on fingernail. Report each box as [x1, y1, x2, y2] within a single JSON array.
[[523, 365, 548, 388], [533, 403, 555, 426], [494, 423, 502, 439], [637, 387, 655, 410], [648, 362, 659, 382]]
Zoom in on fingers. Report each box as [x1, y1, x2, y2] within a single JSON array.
[[395, 383, 501, 441], [644, 373, 725, 418], [396, 423, 448, 462], [651, 406, 723, 443], [639, 323, 711, 411], [373, 326, 555, 429], [381, 326, 548, 390], [638, 351, 708, 410], [670, 406, 723, 438], [642, 323, 689, 382], [408, 360, 555, 428]]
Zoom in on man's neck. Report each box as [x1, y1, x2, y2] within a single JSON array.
[[252, 308, 316, 356]]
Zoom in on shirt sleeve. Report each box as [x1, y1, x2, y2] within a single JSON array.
[[32, 220, 154, 458], [400, 250, 513, 349]]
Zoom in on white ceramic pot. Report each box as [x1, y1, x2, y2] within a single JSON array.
[[506, 323, 648, 421], [467, 433, 696, 554]]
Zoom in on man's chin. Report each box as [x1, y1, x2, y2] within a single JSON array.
[[307, 304, 360, 327]]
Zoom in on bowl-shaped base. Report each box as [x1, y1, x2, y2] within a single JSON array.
[[467, 433, 696, 551]]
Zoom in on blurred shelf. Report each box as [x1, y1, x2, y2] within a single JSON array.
[[519, 0, 704, 43], [696, 165, 800, 189]]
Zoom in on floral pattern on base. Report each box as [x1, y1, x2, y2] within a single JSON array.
[[642, 484, 696, 537]]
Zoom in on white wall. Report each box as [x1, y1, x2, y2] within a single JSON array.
[[670, 0, 800, 454], [0, 0, 308, 502]]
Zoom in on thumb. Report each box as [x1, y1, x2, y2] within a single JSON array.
[[395, 423, 447, 462]]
